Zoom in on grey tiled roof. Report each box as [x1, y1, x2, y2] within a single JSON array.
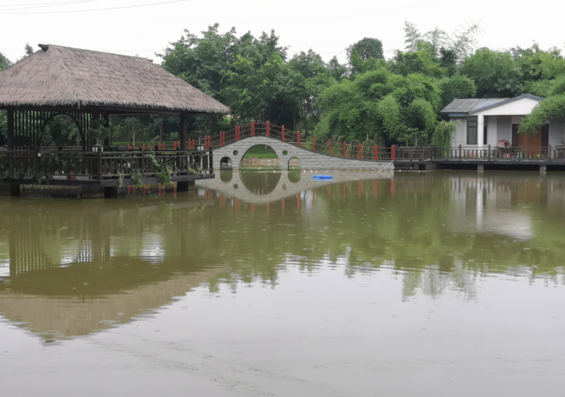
[[441, 98, 507, 113]]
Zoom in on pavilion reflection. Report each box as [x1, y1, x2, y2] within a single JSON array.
[[1, 172, 565, 341]]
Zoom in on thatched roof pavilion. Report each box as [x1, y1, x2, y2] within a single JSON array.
[[0, 44, 230, 115], [0, 45, 228, 194], [0, 44, 230, 151]]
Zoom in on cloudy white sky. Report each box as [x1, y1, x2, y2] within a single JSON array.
[[1, 0, 564, 64]]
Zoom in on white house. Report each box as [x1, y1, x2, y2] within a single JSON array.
[[441, 94, 565, 150]]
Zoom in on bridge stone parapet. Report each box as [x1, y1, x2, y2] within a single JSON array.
[[213, 136, 393, 171]]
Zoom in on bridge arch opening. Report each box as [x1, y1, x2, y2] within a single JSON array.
[[220, 156, 233, 169], [242, 144, 281, 169], [288, 156, 301, 170]]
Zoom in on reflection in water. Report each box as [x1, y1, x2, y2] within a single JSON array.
[[1, 171, 565, 343], [239, 170, 282, 195]]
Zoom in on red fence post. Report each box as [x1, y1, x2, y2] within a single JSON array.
[[343, 142, 346, 158], [282, 125, 285, 141], [391, 145, 396, 161], [251, 121, 255, 137], [358, 143, 362, 160], [328, 140, 331, 156], [297, 131, 300, 147], [266, 121, 270, 137], [313, 136, 316, 152], [375, 145, 378, 161]]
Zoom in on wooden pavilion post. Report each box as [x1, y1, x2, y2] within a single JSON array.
[[103, 113, 110, 146], [7, 109, 14, 150], [91, 109, 101, 148], [180, 113, 188, 151], [178, 113, 190, 192]]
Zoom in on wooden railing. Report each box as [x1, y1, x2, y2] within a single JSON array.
[[0, 148, 213, 185], [395, 146, 565, 162]]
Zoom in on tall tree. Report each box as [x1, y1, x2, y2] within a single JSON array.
[[460, 48, 523, 97], [315, 67, 441, 145], [346, 37, 384, 61]]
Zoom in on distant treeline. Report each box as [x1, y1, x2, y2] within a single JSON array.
[[1, 22, 564, 146]]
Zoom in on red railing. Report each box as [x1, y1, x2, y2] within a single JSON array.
[[206, 122, 394, 162]]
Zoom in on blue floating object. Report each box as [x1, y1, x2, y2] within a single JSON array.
[[313, 175, 333, 180]]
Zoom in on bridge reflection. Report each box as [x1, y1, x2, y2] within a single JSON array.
[[197, 169, 394, 204], [1, 172, 565, 342]]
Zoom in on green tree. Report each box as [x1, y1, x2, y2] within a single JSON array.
[[315, 67, 441, 145], [437, 74, 477, 109], [0, 51, 10, 70], [221, 52, 286, 121], [346, 37, 384, 61], [520, 76, 565, 134], [460, 48, 522, 97]]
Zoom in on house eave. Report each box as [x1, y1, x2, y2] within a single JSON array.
[[469, 94, 544, 114]]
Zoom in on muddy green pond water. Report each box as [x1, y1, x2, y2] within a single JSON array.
[[1, 170, 564, 397]]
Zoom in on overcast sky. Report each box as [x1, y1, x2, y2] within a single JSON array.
[[1, 0, 564, 65]]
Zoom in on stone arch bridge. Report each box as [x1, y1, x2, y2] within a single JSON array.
[[213, 136, 393, 171]]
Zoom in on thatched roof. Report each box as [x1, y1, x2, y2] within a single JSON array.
[[0, 44, 230, 114]]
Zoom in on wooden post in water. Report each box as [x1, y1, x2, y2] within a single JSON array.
[[97, 146, 103, 182], [282, 125, 285, 141], [391, 145, 395, 161], [375, 145, 379, 161], [266, 121, 270, 137], [343, 142, 346, 158], [251, 121, 255, 137], [391, 180, 395, 195], [328, 140, 331, 155], [374, 180, 378, 195], [297, 131, 301, 147], [313, 136, 316, 152], [358, 144, 362, 160]]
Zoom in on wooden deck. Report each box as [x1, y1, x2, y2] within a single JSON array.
[[394, 146, 565, 169], [0, 147, 214, 187]]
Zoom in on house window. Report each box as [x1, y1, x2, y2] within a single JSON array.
[[467, 120, 478, 145]]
